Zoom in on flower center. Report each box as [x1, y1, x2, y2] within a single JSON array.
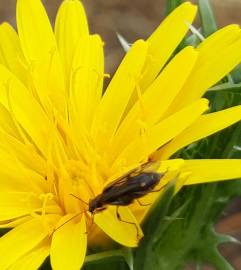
[[48, 159, 104, 216]]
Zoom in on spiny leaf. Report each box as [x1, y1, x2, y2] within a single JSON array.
[[193, 224, 240, 254], [184, 30, 202, 47], [198, 0, 217, 36], [134, 183, 175, 270], [116, 33, 131, 52], [205, 250, 234, 270]]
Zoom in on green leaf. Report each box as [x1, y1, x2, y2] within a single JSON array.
[[122, 248, 134, 270], [85, 249, 125, 264], [39, 258, 51, 270], [39, 249, 132, 270], [205, 250, 234, 270], [198, 0, 217, 36], [83, 248, 133, 270], [165, 0, 183, 15], [231, 63, 241, 83], [135, 183, 239, 270], [222, 123, 241, 159], [191, 224, 239, 269], [184, 32, 202, 47], [134, 182, 175, 270], [208, 82, 241, 93]]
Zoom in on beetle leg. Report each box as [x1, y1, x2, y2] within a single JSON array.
[[150, 183, 168, 193], [87, 212, 95, 233], [94, 207, 107, 213], [116, 206, 139, 238], [136, 199, 151, 206]]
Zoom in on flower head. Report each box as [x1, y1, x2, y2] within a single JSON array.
[[0, 0, 241, 269]]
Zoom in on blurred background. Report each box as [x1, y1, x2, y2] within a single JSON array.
[[0, 0, 241, 269], [1, 0, 241, 74]]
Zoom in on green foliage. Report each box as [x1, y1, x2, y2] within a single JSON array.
[[83, 249, 133, 270], [133, 1, 241, 269], [165, 0, 183, 15], [231, 64, 241, 83], [83, 1, 241, 269], [134, 184, 224, 270], [198, 0, 217, 36], [134, 183, 176, 269]]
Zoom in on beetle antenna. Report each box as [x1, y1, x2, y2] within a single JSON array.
[[69, 194, 89, 205], [52, 212, 84, 235]]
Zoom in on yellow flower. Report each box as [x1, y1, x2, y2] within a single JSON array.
[[0, 0, 240, 269]]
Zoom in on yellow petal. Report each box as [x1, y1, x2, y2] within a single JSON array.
[[8, 241, 50, 270], [158, 105, 241, 160], [182, 159, 241, 185], [17, 0, 56, 59], [0, 147, 47, 194], [141, 2, 197, 89], [17, 0, 66, 116], [0, 104, 21, 139], [0, 23, 28, 84], [0, 191, 60, 221], [109, 46, 198, 161], [55, 0, 89, 78], [197, 24, 241, 67], [0, 217, 52, 269], [91, 40, 148, 152], [94, 206, 143, 247], [70, 34, 104, 129], [50, 214, 87, 270], [0, 67, 66, 166], [113, 99, 209, 168], [0, 64, 57, 157], [0, 129, 47, 176], [168, 28, 241, 112], [0, 96, 46, 176], [0, 216, 31, 229], [137, 46, 198, 124], [0, 192, 43, 221]]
